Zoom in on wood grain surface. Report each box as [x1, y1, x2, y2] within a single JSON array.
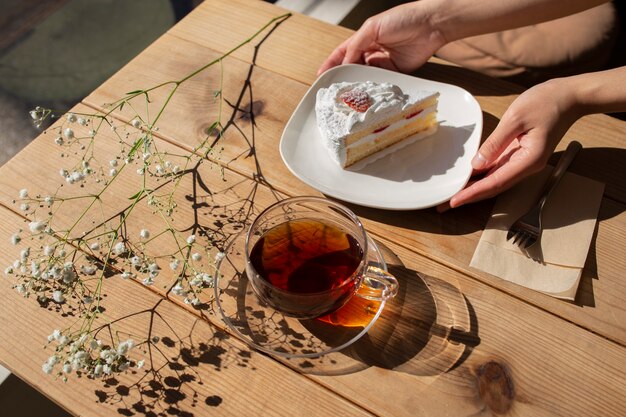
[[1, 0, 625, 416]]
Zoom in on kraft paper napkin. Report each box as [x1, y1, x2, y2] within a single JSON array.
[[471, 169, 604, 300]]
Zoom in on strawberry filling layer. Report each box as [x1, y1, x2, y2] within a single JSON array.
[[405, 110, 423, 119]]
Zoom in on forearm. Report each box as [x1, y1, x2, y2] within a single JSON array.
[[564, 66, 626, 116], [420, 0, 610, 43]]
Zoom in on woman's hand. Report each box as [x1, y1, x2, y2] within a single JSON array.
[[317, 3, 446, 75], [442, 78, 581, 210]]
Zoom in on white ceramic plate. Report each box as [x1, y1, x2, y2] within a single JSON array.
[[279, 64, 483, 210]]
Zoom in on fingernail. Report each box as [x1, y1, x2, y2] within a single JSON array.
[[471, 152, 487, 169]]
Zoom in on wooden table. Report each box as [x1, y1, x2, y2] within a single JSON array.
[[1, 1, 625, 415]]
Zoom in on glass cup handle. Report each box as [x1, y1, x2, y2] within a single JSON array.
[[356, 265, 399, 301]]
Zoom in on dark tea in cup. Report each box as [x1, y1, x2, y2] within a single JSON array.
[[249, 218, 364, 317], [245, 197, 398, 319]]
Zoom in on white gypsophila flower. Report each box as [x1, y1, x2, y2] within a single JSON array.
[[136, 359, 145, 369], [131, 118, 142, 128], [215, 251, 226, 262], [48, 329, 61, 342], [137, 168, 144, 175], [90, 242, 100, 251], [130, 256, 141, 266], [30, 261, 40, 276], [121, 271, 133, 279], [169, 259, 180, 271], [57, 335, 69, 347], [140, 229, 150, 239], [109, 168, 118, 177], [44, 245, 54, 256], [186, 234, 196, 245], [117, 339, 134, 355], [52, 290, 65, 303], [29, 221, 46, 233], [94, 364, 103, 377], [10, 234, 20, 245], [30, 110, 38, 120], [103, 364, 112, 375], [142, 277, 154, 286], [66, 113, 77, 123], [191, 252, 202, 261], [119, 362, 129, 372], [42, 362, 53, 375], [19, 188, 28, 198], [59, 169, 68, 178], [77, 117, 86, 126], [201, 273, 214, 287], [155, 165, 164, 175], [89, 129, 96, 137], [62, 268, 76, 284], [83, 296, 93, 304], [113, 242, 125, 255], [172, 282, 185, 296], [172, 165, 181, 174], [81, 265, 96, 275], [4, 266, 13, 275], [55, 137, 64, 145], [63, 128, 74, 140], [13, 260, 21, 269], [20, 247, 30, 260], [16, 284, 26, 294], [72, 171, 85, 182], [63, 363, 72, 374], [109, 159, 118, 167], [190, 275, 203, 287], [148, 263, 159, 273], [44, 196, 53, 205], [20, 203, 30, 211]]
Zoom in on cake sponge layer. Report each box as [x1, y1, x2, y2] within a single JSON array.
[[345, 111, 438, 167]]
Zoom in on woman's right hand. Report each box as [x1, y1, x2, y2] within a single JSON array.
[[317, 2, 446, 75]]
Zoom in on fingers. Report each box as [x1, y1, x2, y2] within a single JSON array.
[[450, 148, 534, 208], [317, 39, 350, 75], [364, 51, 399, 72], [342, 20, 378, 65], [317, 20, 380, 75], [472, 112, 525, 170]]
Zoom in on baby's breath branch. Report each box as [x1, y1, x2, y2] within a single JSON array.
[[9, 12, 293, 382]]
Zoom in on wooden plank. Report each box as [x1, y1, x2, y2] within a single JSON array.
[[79, 30, 626, 346], [0, 205, 373, 417], [2, 105, 626, 417], [168, 0, 352, 86]]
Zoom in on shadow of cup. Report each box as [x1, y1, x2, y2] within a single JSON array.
[[292, 241, 480, 376]]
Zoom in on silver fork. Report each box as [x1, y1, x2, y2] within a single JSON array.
[[507, 140, 582, 250]]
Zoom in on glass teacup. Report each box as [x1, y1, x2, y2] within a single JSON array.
[[245, 196, 398, 319]]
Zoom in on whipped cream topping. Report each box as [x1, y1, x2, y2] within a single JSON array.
[[315, 81, 438, 166], [316, 81, 435, 140]]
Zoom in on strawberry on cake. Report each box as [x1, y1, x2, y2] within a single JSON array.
[[315, 81, 439, 168]]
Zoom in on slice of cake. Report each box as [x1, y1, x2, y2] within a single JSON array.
[[315, 81, 439, 168]]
